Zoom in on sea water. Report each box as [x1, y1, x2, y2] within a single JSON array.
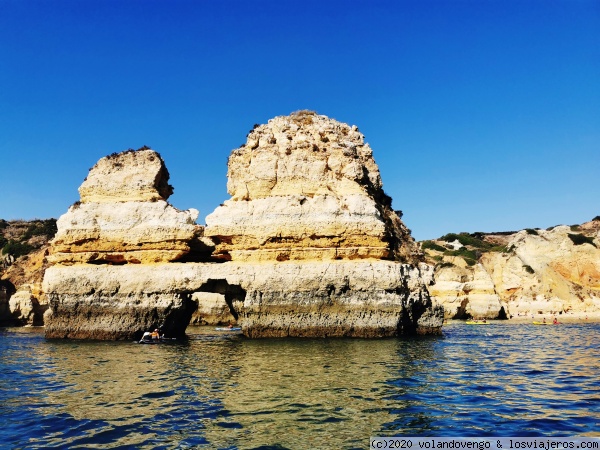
[[1, 323, 599, 449]]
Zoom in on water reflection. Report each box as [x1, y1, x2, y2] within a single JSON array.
[[204, 337, 440, 449], [1, 323, 599, 449]]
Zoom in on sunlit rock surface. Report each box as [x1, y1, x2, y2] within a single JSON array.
[[43, 117, 444, 339], [44, 261, 442, 338], [425, 222, 600, 320], [205, 111, 419, 263], [48, 149, 201, 265]]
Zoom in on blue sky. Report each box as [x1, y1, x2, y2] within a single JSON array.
[[1, 0, 598, 240]]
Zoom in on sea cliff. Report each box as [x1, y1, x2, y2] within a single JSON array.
[[423, 221, 600, 321]]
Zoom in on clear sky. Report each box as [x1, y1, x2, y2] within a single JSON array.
[[1, 0, 598, 241]]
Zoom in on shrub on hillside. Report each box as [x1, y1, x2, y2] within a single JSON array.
[[488, 245, 510, 253], [568, 233, 597, 247], [422, 241, 447, 252], [2, 240, 34, 257], [439, 232, 490, 250], [444, 247, 478, 266], [22, 219, 58, 240]]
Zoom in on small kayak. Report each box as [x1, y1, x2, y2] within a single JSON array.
[[532, 321, 557, 325], [215, 327, 241, 331], [466, 320, 489, 325], [138, 337, 178, 344]]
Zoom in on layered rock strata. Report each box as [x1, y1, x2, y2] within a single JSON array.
[[205, 111, 419, 263], [48, 150, 201, 265], [44, 261, 442, 338], [43, 118, 444, 339], [428, 259, 508, 319], [44, 149, 202, 338], [426, 223, 600, 319]]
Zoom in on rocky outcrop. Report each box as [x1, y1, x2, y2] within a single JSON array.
[[42, 117, 443, 339], [428, 258, 507, 319], [482, 225, 600, 317], [44, 261, 442, 339], [8, 285, 47, 326], [48, 149, 202, 265], [424, 222, 600, 320], [44, 149, 203, 338], [205, 111, 419, 263], [1, 220, 55, 326]]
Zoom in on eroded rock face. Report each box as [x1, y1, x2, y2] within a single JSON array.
[[44, 262, 443, 338], [427, 224, 600, 319], [43, 122, 444, 339], [8, 285, 47, 326], [205, 111, 419, 263], [79, 149, 173, 203], [483, 226, 600, 316], [44, 149, 202, 339], [48, 150, 201, 265], [428, 259, 507, 319]]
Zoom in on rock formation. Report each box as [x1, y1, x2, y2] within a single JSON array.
[[205, 111, 419, 263], [424, 222, 600, 320], [48, 149, 202, 265], [0, 219, 54, 325], [44, 260, 441, 338], [8, 284, 46, 326], [44, 149, 200, 339], [428, 258, 508, 319], [42, 115, 443, 339]]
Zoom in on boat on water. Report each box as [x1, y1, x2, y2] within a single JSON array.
[[466, 320, 489, 325], [533, 321, 559, 325], [138, 337, 178, 344], [215, 327, 242, 331], [138, 330, 178, 344]]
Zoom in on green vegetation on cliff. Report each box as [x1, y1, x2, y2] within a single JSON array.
[[0, 219, 57, 258]]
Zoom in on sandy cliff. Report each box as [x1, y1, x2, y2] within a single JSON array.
[[424, 221, 600, 320]]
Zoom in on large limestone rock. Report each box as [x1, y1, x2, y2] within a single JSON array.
[[44, 261, 443, 339], [205, 111, 419, 263], [43, 122, 444, 339], [48, 149, 201, 265], [44, 149, 201, 338]]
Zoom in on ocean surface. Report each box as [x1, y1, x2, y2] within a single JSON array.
[[1, 322, 599, 449]]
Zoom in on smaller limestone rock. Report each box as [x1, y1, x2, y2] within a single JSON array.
[[79, 149, 173, 203], [8, 285, 47, 326], [190, 292, 237, 325], [48, 149, 200, 265]]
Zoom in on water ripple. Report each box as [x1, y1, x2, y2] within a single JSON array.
[[1, 324, 599, 448]]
